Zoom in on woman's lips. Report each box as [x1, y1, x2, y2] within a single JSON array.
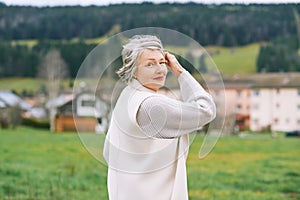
[[153, 76, 165, 81]]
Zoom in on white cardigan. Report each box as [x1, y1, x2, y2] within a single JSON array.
[[103, 71, 216, 200]]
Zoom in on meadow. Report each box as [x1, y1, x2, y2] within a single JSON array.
[[206, 43, 259, 74], [0, 127, 299, 200]]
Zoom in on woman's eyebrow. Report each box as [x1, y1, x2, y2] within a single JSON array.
[[146, 57, 165, 61]]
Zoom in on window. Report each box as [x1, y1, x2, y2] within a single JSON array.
[[236, 104, 242, 111], [81, 100, 95, 107], [236, 90, 242, 98], [214, 91, 219, 97], [247, 91, 251, 97]]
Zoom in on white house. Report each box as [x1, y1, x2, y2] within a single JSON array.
[[75, 92, 108, 133], [250, 73, 300, 132], [75, 92, 107, 119], [46, 92, 108, 133]]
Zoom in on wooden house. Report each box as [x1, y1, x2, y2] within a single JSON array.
[[47, 92, 108, 133]]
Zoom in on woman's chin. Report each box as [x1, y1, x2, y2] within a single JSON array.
[[144, 83, 165, 91]]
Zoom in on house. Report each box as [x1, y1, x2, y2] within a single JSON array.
[[250, 73, 300, 132], [222, 77, 252, 131], [0, 91, 31, 110], [212, 73, 300, 132], [46, 92, 108, 133], [209, 75, 252, 132]]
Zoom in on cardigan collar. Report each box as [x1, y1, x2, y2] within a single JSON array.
[[128, 78, 157, 93]]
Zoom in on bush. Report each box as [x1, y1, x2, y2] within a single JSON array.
[[22, 117, 50, 129], [0, 106, 22, 129]]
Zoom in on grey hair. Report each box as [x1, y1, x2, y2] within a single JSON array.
[[116, 35, 164, 83]]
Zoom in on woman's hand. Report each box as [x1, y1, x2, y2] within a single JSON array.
[[164, 52, 184, 77]]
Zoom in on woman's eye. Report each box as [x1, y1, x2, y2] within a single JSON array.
[[146, 63, 154, 67], [145, 61, 166, 68]]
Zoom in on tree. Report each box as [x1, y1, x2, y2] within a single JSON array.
[[256, 37, 300, 73], [38, 49, 68, 132], [293, 8, 300, 51], [59, 42, 96, 78]]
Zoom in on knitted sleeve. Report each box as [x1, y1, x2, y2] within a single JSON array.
[[137, 71, 216, 138]]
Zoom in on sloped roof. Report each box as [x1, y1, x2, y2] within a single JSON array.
[[45, 94, 74, 108], [219, 73, 300, 89], [250, 73, 300, 88], [0, 91, 31, 110]]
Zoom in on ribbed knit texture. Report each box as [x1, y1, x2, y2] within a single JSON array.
[[137, 70, 216, 138]]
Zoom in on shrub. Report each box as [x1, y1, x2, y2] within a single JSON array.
[[22, 117, 50, 129]]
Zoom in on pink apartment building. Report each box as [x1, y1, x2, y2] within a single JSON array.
[[212, 73, 300, 132], [250, 73, 300, 132]]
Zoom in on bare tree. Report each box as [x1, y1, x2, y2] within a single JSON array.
[[39, 49, 68, 132]]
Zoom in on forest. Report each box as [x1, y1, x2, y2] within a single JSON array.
[[0, 2, 300, 78]]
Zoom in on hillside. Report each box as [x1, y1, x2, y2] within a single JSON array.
[[208, 43, 260, 74], [0, 3, 298, 47], [0, 3, 299, 80], [11, 37, 260, 75], [0, 42, 259, 94]]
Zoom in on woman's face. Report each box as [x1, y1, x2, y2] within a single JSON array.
[[135, 49, 168, 92]]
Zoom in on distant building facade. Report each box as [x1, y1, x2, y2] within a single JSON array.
[[213, 73, 300, 132], [249, 73, 300, 132]]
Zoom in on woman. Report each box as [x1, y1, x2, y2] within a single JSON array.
[[103, 35, 216, 200]]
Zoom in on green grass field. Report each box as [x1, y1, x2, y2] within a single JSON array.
[[0, 78, 45, 94], [207, 43, 260, 74], [0, 127, 299, 200], [0, 78, 74, 94]]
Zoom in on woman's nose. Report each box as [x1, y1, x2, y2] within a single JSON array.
[[156, 64, 167, 73]]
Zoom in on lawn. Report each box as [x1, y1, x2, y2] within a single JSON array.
[[0, 127, 299, 200], [188, 134, 300, 200]]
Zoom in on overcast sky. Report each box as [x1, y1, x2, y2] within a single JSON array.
[[1, 0, 299, 7]]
